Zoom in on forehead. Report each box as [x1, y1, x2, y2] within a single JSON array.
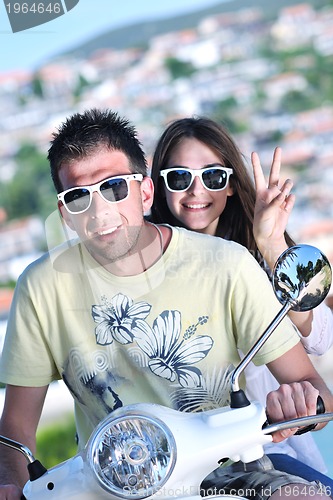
[[167, 138, 222, 167], [59, 148, 132, 189]]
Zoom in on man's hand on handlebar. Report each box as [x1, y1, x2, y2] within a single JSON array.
[[0, 484, 23, 499], [266, 381, 319, 443]]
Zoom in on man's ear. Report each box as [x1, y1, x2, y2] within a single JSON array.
[[140, 176, 154, 213], [58, 201, 75, 230]]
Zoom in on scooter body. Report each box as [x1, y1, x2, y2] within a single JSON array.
[[0, 244, 331, 500], [22, 402, 270, 499]]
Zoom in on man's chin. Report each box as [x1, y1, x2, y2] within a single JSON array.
[[86, 241, 130, 267]]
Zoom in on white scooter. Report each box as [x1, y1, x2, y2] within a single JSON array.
[[1, 244, 332, 500]]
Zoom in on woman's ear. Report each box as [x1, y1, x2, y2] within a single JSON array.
[[226, 179, 235, 197], [140, 176, 154, 212], [58, 200, 75, 231]]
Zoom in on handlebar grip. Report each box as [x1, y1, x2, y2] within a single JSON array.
[[316, 395, 325, 414], [294, 395, 325, 435]]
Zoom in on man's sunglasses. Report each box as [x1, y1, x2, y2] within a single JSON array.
[[57, 174, 143, 214], [159, 165, 233, 193]]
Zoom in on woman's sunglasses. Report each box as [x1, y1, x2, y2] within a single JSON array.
[[159, 165, 233, 193], [57, 174, 143, 214]]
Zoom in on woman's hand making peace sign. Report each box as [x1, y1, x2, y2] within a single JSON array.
[[251, 146, 295, 269], [251, 147, 314, 336]]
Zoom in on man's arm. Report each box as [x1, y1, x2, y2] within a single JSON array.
[[0, 384, 48, 498], [266, 342, 333, 442]]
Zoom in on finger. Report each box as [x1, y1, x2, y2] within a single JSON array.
[[267, 383, 303, 421], [301, 381, 319, 415], [268, 179, 295, 210], [266, 389, 285, 422], [283, 193, 296, 213], [266, 388, 298, 443], [280, 178, 293, 196], [272, 190, 295, 211], [282, 382, 317, 419], [272, 428, 295, 443], [251, 151, 266, 191], [290, 385, 308, 418], [267, 383, 319, 443], [268, 147, 282, 188], [263, 190, 292, 213]]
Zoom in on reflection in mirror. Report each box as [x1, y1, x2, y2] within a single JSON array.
[[273, 245, 332, 312], [230, 244, 331, 398]]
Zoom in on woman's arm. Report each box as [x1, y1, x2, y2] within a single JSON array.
[[301, 303, 333, 354], [251, 147, 314, 337]]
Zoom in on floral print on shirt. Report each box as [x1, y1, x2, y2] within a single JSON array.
[[91, 292, 214, 388], [62, 291, 230, 428]]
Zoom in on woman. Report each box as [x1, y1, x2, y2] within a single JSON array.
[[150, 116, 333, 486]]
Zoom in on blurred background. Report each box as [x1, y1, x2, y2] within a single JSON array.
[[0, 0, 333, 472]]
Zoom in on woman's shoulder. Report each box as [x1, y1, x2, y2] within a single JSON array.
[[168, 225, 250, 263], [177, 226, 247, 250]]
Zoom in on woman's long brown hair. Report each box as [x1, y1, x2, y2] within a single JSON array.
[[150, 116, 294, 264]]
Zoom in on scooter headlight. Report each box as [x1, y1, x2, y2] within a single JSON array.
[[87, 412, 176, 499]]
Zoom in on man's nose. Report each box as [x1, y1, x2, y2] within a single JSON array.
[[89, 191, 120, 217]]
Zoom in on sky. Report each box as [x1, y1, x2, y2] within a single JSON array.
[[0, 0, 225, 73]]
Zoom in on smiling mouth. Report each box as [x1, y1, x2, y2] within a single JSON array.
[[96, 226, 119, 236], [183, 203, 211, 209]]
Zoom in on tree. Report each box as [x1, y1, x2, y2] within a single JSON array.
[[0, 143, 55, 221], [280, 90, 316, 113], [164, 57, 196, 80], [31, 73, 45, 99]]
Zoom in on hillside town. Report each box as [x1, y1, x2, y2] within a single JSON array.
[[0, 3, 333, 479], [0, 1, 333, 327]]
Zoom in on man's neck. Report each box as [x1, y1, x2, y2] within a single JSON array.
[[104, 222, 168, 277]]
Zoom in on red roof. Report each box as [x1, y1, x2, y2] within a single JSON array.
[[0, 289, 14, 314]]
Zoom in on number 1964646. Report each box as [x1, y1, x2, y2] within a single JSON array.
[[6, 2, 62, 14]]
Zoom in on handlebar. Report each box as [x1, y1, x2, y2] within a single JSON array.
[[263, 395, 328, 435], [294, 395, 325, 435], [263, 411, 333, 435]]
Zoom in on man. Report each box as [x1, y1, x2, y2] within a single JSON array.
[[0, 108, 331, 499]]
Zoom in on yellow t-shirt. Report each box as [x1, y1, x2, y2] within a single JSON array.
[[0, 226, 299, 448]]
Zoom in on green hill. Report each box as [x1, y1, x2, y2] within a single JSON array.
[[57, 0, 329, 61]]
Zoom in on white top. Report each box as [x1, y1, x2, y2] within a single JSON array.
[[244, 302, 333, 472]]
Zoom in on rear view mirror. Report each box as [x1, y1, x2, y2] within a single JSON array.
[[273, 244, 332, 312]]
